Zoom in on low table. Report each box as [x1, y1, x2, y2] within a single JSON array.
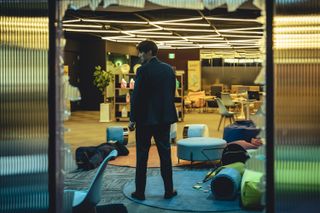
[[177, 137, 226, 164]]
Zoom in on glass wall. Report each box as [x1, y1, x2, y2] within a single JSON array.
[[274, 0, 320, 212], [0, 3, 50, 213]]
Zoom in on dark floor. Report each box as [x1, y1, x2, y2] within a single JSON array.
[[65, 165, 261, 213], [64, 111, 262, 213]]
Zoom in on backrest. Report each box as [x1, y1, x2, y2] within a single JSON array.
[[187, 90, 205, 100], [85, 150, 118, 205], [220, 93, 234, 106], [210, 85, 223, 98], [247, 91, 260, 100], [216, 98, 229, 115]]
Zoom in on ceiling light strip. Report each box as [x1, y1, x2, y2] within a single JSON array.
[[151, 22, 210, 27], [182, 35, 221, 39], [102, 35, 134, 39], [154, 17, 203, 23], [124, 28, 163, 33], [64, 29, 120, 33], [164, 28, 215, 32], [126, 31, 173, 35], [205, 17, 260, 22], [218, 30, 263, 34], [219, 27, 264, 31], [62, 24, 103, 28], [158, 40, 193, 43], [81, 18, 148, 24], [221, 34, 263, 38], [135, 35, 182, 39], [114, 40, 143, 43], [62, 19, 81, 23]]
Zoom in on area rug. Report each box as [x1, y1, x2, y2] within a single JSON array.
[[122, 170, 243, 212], [109, 145, 217, 168]]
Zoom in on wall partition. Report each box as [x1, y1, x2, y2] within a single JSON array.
[[0, 3, 52, 213], [274, 0, 320, 212]]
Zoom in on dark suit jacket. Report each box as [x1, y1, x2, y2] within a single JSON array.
[[130, 57, 178, 126]]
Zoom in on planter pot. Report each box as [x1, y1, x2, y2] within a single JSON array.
[[100, 103, 111, 122]]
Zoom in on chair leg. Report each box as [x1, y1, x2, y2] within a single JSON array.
[[218, 115, 223, 131], [223, 116, 226, 129], [229, 117, 232, 125], [232, 115, 235, 123]]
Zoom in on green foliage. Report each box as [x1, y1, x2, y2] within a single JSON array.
[[93, 65, 114, 95]]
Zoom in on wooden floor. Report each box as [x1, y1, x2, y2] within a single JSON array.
[[64, 111, 225, 154]]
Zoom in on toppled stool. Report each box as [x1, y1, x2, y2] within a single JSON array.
[[106, 126, 128, 145], [211, 168, 241, 200], [183, 124, 209, 138], [177, 137, 226, 164]]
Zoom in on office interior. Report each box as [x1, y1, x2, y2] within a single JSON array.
[[1, 1, 320, 213]]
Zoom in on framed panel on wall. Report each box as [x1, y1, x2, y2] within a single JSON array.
[[187, 60, 201, 91]]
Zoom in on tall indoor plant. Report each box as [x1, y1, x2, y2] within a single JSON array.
[[93, 65, 114, 103]]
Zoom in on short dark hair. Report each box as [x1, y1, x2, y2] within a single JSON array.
[[137, 40, 158, 56]]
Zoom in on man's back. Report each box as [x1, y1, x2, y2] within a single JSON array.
[[133, 57, 178, 126]]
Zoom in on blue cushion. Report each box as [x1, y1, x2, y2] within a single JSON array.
[[177, 137, 226, 161], [188, 125, 204, 137], [183, 124, 208, 138]]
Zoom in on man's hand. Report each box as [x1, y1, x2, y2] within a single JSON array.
[[128, 121, 136, 131]]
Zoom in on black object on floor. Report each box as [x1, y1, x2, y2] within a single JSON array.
[[97, 204, 128, 213]]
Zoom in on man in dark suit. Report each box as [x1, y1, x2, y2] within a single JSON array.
[[129, 40, 178, 200]]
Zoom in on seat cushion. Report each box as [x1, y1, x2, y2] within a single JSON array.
[[183, 124, 209, 138], [177, 137, 226, 161]]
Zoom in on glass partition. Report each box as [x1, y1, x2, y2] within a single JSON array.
[[274, 0, 320, 212]]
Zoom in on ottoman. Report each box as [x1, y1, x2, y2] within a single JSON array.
[[177, 137, 226, 164], [106, 126, 129, 145], [183, 124, 209, 138], [223, 120, 260, 143]]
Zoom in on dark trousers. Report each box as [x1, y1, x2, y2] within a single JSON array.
[[135, 124, 173, 194]]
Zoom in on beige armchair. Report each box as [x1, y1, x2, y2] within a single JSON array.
[[185, 90, 206, 108]]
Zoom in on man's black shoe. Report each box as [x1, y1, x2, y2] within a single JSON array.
[[131, 192, 145, 200], [164, 190, 178, 199]]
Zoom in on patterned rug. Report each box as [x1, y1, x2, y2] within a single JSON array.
[[65, 165, 260, 213], [109, 145, 218, 168], [123, 170, 243, 212]]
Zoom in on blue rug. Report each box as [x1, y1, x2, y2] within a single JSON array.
[[123, 170, 243, 212]]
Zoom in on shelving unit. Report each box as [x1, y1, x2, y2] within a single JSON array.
[[113, 71, 184, 122], [175, 70, 185, 121], [113, 73, 135, 121]]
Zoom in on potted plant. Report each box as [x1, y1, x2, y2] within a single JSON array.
[[93, 65, 114, 103], [93, 65, 114, 122]]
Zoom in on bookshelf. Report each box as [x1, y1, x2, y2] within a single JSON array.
[[113, 70, 184, 122]]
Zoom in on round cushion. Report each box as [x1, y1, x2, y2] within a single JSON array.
[[177, 137, 226, 161], [106, 126, 128, 145], [183, 124, 209, 138]]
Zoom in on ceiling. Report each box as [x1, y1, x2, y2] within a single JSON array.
[[63, 2, 263, 58]]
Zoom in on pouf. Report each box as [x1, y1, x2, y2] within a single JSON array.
[[106, 126, 128, 145], [183, 124, 209, 138], [177, 137, 226, 163], [223, 120, 260, 143], [211, 168, 241, 200]]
